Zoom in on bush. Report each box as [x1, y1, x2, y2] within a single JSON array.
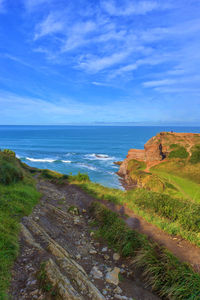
[[0, 161, 23, 185], [68, 172, 90, 183], [2, 149, 16, 157], [190, 145, 200, 164], [169, 146, 189, 159]]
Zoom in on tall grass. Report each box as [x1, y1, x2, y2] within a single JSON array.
[[69, 178, 200, 246], [90, 201, 200, 299], [0, 151, 40, 299]]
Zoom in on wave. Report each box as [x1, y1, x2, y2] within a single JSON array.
[[84, 153, 115, 161], [62, 160, 72, 163], [26, 157, 56, 163], [64, 152, 76, 157], [78, 163, 97, 171]]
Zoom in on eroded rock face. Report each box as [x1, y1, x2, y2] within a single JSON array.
[[118, 131, 200, 186]]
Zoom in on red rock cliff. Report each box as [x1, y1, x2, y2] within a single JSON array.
[[118, 131, 200, 178]]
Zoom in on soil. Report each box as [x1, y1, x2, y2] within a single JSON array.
[[9, 178, 160, 300]]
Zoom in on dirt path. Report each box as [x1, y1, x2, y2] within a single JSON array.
[[61, 184, 200, 273], [9, 179, 159, 300]]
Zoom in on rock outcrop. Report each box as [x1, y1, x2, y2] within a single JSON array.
[[118, 131, 200, 186]]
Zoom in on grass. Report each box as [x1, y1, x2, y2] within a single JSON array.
[[168, 145, 189, 159], [151, 170, 200, 203], [90, 201, 200, 299], [68, 177, 200, 247], [127, 159, 166, 193], [0, 151, 40, 299]]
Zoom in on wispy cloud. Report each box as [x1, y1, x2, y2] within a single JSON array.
[[34, 12, 65, 39], [101, 0, 164, 16], [0, 0, 5, 12], [24, 0, 51, 12]]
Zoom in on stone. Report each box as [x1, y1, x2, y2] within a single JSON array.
[[114, 286, 122, 294], [90, 231, 95, 237], [105, 267, 120, 285], [90, 249, 97, 255], [114, 295, 128, 300], [30, 289, 39, 296], [90, 266, 103, 279], [102, 289, 107, 295], [76, 254, 81, 259], [102, 247, 108, 252], [104, 254, 109, 260], [73, 217, 80, 225], [113, 253, 120, 261]]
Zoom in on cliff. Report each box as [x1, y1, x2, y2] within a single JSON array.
[[118, 131, 200, 189]]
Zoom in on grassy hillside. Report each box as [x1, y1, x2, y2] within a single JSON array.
[[0, 150, 40, 299], [90, 201, 200, 299]]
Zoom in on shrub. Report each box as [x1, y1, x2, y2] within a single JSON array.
[[190, 145, 200, 164], [68, 172, 90, 182], [169, 146, 189, 159], [2, 149, 16, 157], [0, 161, 23, 185]]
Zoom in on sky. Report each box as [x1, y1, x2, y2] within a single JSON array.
[[0, 0, 200, 125]]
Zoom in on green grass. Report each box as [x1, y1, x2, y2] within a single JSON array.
[[151, 170, 200, 203], [168, 145, 189, 159], [69, 178, 200, 247], [90, 201, 200, 299], [190, 144, 200, 164], [0, 151, 40, 299]]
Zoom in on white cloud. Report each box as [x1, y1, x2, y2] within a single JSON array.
[[24, 0, 51, 11], [79, 50, 133, 73], [143, 79, 176, 87], [61, 21, 97, 52], [34, 13, 65, 40], [0, 0, 5, 12], [102, 0, 162, 16]]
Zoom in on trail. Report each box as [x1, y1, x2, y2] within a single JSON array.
[[9, 179, 159, 300]]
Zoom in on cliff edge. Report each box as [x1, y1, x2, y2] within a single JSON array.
[[118, 131, 200, 189]]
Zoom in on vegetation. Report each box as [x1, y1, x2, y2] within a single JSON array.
[[190, 144, 200, 164], [127, 159, 165, 192], [90, 201, 200, 299], [168, 145, 189, 159], [68, 171, 90, 183], [69, 177, 200, 246], [0, 150, 24, 185], [37, 262, 57, 297], [0, 150, 40, 299]]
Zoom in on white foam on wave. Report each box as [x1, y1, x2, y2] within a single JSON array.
[[26, 157, 55, 163], [64, 152, 76, 157], [62, 160, 72, 163], [85, 153, 115, 161], [78, 163, 97, 171]]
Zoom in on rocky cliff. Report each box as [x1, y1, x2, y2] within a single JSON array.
[[118, 131, 200, 188]]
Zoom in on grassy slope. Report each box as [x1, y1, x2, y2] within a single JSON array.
[[69, 179, 200, 246], [90, 201, 200, 300], [151, 169, 200, 203], [0, 151, 40, 299]]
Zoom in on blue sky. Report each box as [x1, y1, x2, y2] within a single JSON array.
[[0, 0, 200, 125]]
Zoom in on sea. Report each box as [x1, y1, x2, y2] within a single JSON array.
[[0, 125, 200, 189]]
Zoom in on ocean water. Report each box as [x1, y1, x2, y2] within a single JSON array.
[[0, 125, 200, 189]]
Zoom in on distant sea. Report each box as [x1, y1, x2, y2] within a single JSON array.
[[0, 126, 200, 189]]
